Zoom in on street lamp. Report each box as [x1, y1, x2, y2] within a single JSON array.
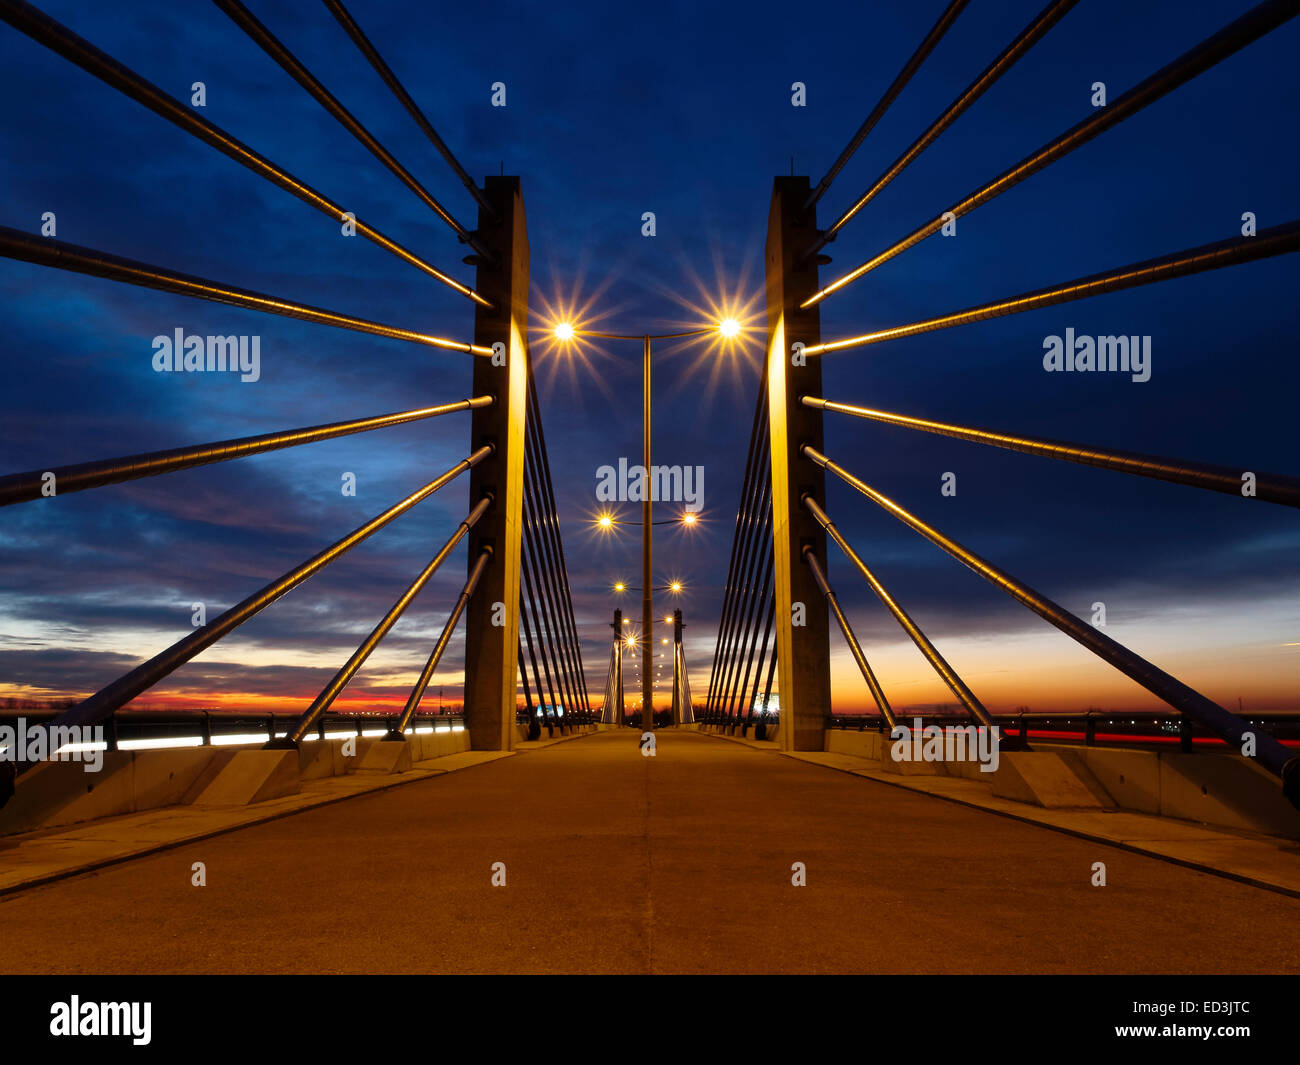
[[554, 317, 742, 729], [609, 580, 686, 596], [594, 510, 702, 530]]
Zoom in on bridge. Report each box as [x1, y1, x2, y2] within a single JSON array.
[[2, 0, 1300, 1000]]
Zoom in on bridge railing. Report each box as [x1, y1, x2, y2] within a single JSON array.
[[0, 1, 589, 803], [711, 0, 1300, 805], [0, 708, 465, 752], [830, 710, 1300, 752]]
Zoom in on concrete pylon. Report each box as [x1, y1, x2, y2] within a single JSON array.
[[671, 608, 694, 725], [764, 176, 831, 751], [600, 609, 625, 725], [463, 177, 530, 751]]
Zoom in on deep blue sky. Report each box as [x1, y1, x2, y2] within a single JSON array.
[[1, 0, 1297, 715]]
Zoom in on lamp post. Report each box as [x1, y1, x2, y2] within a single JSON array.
[[554, 318, 739, 730], [607, 580, 684, 727]]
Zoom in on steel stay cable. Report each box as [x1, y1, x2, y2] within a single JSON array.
[[519, 592, 549, 734], [804, 446, 1300, 793], [518, 643, 536, 721], [711, 389, 771, 714], [802, 494, 995, 728], [808, 0, 1080, 255], [216, 0, 493, 261], [525, 384, 591, 714], [721, 479, 772, 723], [805, 0, 972, 209], [744, 596, 777, 734], [728, 512, 775, 726], [0, 397, 491, 507], [803, 396, 1300, 508], [528, 384, 593, 713], [521, 486, 567, 724], [33, 445, 491, 741], [519, 536, 560, 726], [705, 381, 768, 712], [285, 495, 492, 744], [523, 449, 580, 725], [323, 0, 497, 218], [395, 546, 493, 735], [802, 0, 1300, 307], [0, 227, 494, 355], [526, 435, 584, 725], [0, 0, 488, 306], [804, 221, 1300, 353], [718, 440, 773, 721], [803, 548, 896, 729]]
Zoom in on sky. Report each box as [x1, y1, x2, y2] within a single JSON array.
[[0, 0, 1297, 719]]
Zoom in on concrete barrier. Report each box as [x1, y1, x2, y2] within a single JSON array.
[[358, 739, 413, 774], [0, 752, 138, 835], [298, 738, 358, 780], [0, 749, 230, 835], [825, 730, 882, 761], [1029, 743, 1300, 837], [1157, 752, 1300, 838], [191, 750, 300, 806], [0, 728, 479, 835], [1065, 746, 1159, 813], [988, 752, 1109, 808]]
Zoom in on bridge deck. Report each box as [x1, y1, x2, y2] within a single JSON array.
[[1, 730, 1295, 974]]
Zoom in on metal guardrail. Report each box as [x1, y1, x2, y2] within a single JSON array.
[[828, 710, 1300, 753], [0, 708, 465, 752]]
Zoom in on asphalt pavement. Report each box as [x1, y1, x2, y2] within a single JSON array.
[[1, 729, 1295, 974]]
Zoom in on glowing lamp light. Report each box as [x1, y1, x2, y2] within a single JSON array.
[[682, 512, 697, 526], [669, 581, 682, 593], [554, 322, 575, 341], [719, 318, 741, 338], [597, 514, 613, 529], [614, 582, 626, 593]]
